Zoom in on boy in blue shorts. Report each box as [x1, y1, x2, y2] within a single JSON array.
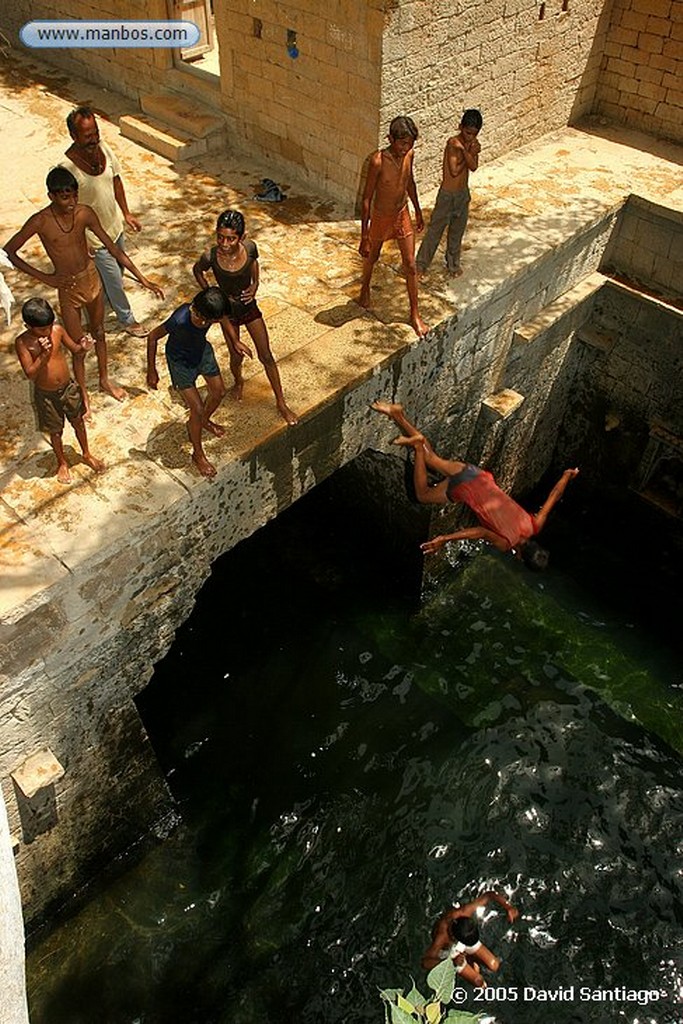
[[146, 287, 248, 478]]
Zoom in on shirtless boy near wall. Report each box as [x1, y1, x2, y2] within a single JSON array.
[[358, 116, 429, 338], [416, 109, 483, 278]]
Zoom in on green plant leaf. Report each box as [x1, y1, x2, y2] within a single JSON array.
[[390, 1003, 419, 1024], [398, 993, 419, 1014], [426, 1000, 443, 1023], [426, 959, 456, 1003], [379, 988, 404, 1002], [443, 1011, 483, 1023], [406, 981, 425, 1010]]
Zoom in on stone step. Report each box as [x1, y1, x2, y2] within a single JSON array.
[[140, 91, 226, 142], [481, 388, 525, 422], [119, 113, 207, 162], [513, 271, 607, 345]]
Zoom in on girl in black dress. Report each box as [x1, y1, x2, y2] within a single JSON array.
[[193, 209, 297, 425]]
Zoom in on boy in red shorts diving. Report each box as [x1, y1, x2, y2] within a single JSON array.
[[372, 401, 579, 570]]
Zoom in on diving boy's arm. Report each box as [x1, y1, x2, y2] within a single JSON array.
[[359, 151, 381, 255], [407, 152, 424, 231], [533, 468, 579, 532], [84, 207, 164, 297], [145, 323, 168, 389], [421, 527, 508, 555]]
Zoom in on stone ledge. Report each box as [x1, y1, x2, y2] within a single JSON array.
[[11, 749, 65, 800], [481, 389, 525, 422], [513, 271, 607, 345]]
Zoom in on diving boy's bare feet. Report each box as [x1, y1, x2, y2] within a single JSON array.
[[371, 400, 403, 420], [392, 432, 425, 447], [192, 451, 217, 478], [448, 266, 463, 278], [56, 462, 71, 484], [83, 454, 105, 473], [229, 382, 244, 401], [358, 287, 372, 309], [410, 314, 430, 337], [100, 378, 126, 402], [203, 418, 225, 438], [278, 402, 299, 426]]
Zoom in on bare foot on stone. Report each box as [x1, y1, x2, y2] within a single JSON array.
[[192, 452, 217, 478], [278, 402, 299, 426], [56, 462, 71, 484], [229, 382, 244, 401], [83, 454, 105, 473], [100, 378, 126, 402], [203, 419, 225, 438], [410, 314, 430, 337]]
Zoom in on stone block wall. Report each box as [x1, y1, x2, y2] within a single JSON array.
[[4, 0, 174, 102], [216, 0, 385, 202], [379, 0, 612, 195], [600, 195, 683, 302], [593, 0, 683, 143]]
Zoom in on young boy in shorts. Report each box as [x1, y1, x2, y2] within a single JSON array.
[[416, 109, 483, 278], [146, 287, 248, 479], [358, 116, 429, 338], [4, 167, 164, 412], [15, 297, 104, 483]]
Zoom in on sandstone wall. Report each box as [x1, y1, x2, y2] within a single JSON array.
[[379, 0, 613, 197], [594, 0, 683, 144], [217, 0, 384, 203], [601, 195, 683, 301]]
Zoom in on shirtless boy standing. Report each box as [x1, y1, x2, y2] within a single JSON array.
[[15, 297, 104, 483], [416, 109, 483, 278], [4, 167, 163, 411], [358, 116, 429, 338]]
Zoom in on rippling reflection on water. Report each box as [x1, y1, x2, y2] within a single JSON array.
[[27, 481, 683, 1024]]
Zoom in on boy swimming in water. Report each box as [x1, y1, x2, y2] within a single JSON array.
[[422, 890, 519, 986]]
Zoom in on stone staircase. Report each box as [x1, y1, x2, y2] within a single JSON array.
[[119, 92, 227, 162]]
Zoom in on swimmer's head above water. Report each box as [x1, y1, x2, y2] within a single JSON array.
[[449, 916, 480, 947]]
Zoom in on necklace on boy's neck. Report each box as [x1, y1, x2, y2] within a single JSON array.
[[51, 206, 75, 234]]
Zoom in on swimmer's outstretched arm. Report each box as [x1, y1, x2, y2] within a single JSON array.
[[421, 528, 508, 555], [533, 468, 579, 533], [461, 890, 519, 924]]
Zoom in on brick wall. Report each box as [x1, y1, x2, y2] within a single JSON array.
[[594, 0, 683, 143], [601, 196, 683, 302], [216, 0, 384, 202], [4, 0, 173, 102], [378, 0, 612, 196]]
